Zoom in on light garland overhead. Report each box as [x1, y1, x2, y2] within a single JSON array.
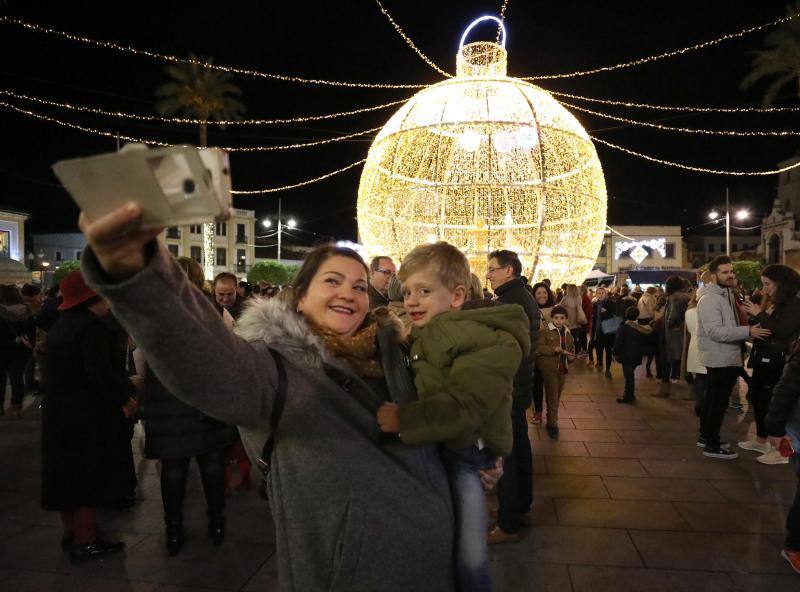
[[549, 90, 800, 113], [497, 0, 509, 43], [590, 135, 800, 176], [374, 0, 451, 77], [0, 100, 380, 151], [0, 89, 410, 125], [357, 16, 607, 287], [560, 100, 800, 137], [522, 10, 800, 80], [0, 16, 426, 89], [231, 158, 367, 194]]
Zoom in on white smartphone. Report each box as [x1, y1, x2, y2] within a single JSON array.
[[52, 143, 232, 229]]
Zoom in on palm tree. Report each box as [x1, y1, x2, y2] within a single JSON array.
[[155, 54, 245, 278], [741, 1, 800, 106]]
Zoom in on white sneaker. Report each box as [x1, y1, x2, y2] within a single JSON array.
[[756, 449, 789, 465], [738, 440, 772, 454]]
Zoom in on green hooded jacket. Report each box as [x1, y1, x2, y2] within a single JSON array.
[[397, 302, 531, 456]]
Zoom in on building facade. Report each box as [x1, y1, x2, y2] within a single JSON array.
[[685, 230, 761, 268], [31, 233, 87, 265], [595, 226, 685, 274], [162, 209, 256, 278], [0, 208, 32, 284], [760, 154, 800, 268]]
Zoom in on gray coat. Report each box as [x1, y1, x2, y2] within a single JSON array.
[[83, 244, 455, 592], [696, 283, 750, 368]]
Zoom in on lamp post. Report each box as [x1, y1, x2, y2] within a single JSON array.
[[708, 187, 748, 256], [261, 197, 297, 261]]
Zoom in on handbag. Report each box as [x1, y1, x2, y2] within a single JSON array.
[[257, 352, 288, 501], [748, 338, 785, 371], [601, 316, 622, 335], [577, 305, 587, 326]]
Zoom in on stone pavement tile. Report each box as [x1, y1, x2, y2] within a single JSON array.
[[527, 497, 559, 526], [538, 429, 622, 443], [727, 572, 800, 591], [544, 457, 648, 477], [489, 562, 572, 592], [0, 518, 33, 539], [0, 568, 14, 583], [603, 476, 725, 502], [571, 418, 651, 430], [616, 430, 698, 445], [708, 479, 797, 505], [556, 407, 605, 419], [0, 499, 62, 528], [560, 394, 593, 402], [640, 459, 769, 481], [585, 442, 700, 461], [645, 417, 702, 432], [87, 534, 273, 589], [532, 453, 548, 475], [100, 500, 207, 536], [0, 524, 147, 574], [569, 565, 734, 592], [672, 502, 789, 534], [242, 553, 278, 592], [0, 571, 158, 592], [534, 475, 609, 499], [554, 498, 690, 530], [226, 507, 277, 545], [628, 530, 791, 573], [491, 525, 642, 567], [530, 440, 589, 457]]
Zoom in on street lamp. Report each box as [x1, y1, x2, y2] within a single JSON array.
[[707, 188, 748, 256], [260, 197, 298, 261]]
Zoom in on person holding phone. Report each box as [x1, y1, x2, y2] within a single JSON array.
[[77, 203, 456, 591]]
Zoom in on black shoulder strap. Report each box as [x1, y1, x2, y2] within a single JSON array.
[[259, 351, 288, 469]]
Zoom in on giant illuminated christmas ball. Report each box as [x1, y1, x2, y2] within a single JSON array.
[[357, 16, 607, 285]]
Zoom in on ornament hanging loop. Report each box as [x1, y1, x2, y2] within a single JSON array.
[[459, 16, 506, 50]]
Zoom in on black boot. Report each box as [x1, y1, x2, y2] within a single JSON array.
[[69, 539, 125, 563], [198, 448, 226, 547], [160, 458, 189, 557], [165, 523, 186, 556]]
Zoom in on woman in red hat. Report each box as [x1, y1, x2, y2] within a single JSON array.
[[40, 270, 138, 563]]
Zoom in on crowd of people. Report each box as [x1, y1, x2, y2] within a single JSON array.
[[6, 200, 797, 584]]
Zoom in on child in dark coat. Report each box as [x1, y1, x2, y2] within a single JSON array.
[[613, 307, 653, 404]]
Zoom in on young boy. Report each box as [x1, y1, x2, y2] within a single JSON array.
[[536, 305, 576, 439], [375, 242, 530, 592], [613, 307, 653, 404]]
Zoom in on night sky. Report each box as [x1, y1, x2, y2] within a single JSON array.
[[1, 0, 796, 245]]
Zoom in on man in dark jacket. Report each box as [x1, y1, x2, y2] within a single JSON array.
[[765, 340, 800, 574], [486, 249, 541, 544], [368, 256, 396, 310], [613, 307, 653, 404]]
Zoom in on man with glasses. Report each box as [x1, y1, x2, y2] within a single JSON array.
[[368, 256, 396, 310], [486, 250, 541, 544]]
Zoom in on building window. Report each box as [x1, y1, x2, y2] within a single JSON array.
[[216, 247, 227, 266], [236, 223, 247, 243], [237, 248, 246, 271], [75, 251, 82, 260], [190, 225, 200, 234], [167, 227, 180, 239], [167, 244, 179, 257], [55, 251, 62, 261], [665, 243, 676, 259], [708, 244, 715, 253], [190, 246, 202, 262], [732, 243, 738, 252], [215, 222, 227, 236]]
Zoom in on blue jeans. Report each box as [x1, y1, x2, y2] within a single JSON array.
[[441, 446, 497, 592]]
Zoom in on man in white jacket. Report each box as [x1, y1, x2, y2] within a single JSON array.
[[696, 256, 771, 459]]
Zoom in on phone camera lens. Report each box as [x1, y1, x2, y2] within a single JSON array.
[[183, 179, 196, 194]]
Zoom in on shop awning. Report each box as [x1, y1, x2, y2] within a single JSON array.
[[626, 270, 696, 285]]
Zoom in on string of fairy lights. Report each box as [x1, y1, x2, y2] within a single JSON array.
[[0, 90, 410, 125], [2, 5, 800, 197], [373, 0, 452, 77], [231, 159, 368, 194], [0, 101, 382, 152]]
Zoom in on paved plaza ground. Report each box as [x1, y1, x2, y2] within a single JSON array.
[[1, 363, 799, 591]]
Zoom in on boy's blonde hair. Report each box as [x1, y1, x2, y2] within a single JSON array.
[[399, 242, 471, 291]]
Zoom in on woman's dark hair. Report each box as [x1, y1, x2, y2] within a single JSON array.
[[531, 282, 555, 308], [761, 264, 800, 306], [290, 245, 369, 310], [665, 276, 686, 296], [0, 284, 23, 305], [21, 284, 41, 298]]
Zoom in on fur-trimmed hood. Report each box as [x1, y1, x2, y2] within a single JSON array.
[[234, 297, 405, 370]]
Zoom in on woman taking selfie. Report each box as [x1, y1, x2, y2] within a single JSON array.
[[741, 264, 800, 465], [78, 203, 455, 591]]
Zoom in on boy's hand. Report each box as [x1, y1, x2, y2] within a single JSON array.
[[377, 403, 401, 433], [479, 457, 504, 492]]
